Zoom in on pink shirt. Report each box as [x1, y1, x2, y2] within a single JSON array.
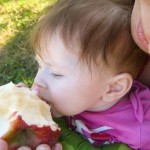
[[67, 81, 150, 150]]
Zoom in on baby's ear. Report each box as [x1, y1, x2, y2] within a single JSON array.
[[103, 73, 133, 103]]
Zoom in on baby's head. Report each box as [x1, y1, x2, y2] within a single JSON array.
[[31, 0, 147, 116], [32, 0, 146, 78]]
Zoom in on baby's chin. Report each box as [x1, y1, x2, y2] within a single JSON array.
[[51, 107, 64, 118]]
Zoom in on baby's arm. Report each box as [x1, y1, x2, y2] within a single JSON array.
[[55, 117, 131, 150]]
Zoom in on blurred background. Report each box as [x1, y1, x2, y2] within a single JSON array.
[[0, 0, 56, 86]]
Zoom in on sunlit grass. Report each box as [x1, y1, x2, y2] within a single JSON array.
[[0, 0, 56, 86]]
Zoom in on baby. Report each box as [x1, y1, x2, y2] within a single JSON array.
[[17, 0, 150, 149]]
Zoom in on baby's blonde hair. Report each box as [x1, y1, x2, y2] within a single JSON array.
[[31, 0, 147, 79]]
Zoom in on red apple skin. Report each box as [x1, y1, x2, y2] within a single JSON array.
[[2, 115, 61, 150]]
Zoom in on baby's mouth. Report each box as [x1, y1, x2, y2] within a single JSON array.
[[137, 20, 149, 50], [40, 97, 52, 106], [31, 86, 52, 105]]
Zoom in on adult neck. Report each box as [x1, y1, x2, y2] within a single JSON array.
[[138, 58, 150, 87]]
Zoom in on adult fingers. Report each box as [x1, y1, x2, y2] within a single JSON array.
[[52, 143, 62, 150], [0, 139, 8, 150], [36, 144, 51, 150], [36, 143, 62, 150], [17, 146, 32, 150]]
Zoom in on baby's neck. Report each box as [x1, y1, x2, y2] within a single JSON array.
[[88, 98, 121, 112]]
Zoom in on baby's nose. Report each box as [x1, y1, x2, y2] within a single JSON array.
[[31, 85, 39, 95], [33, 69, 47, 89], [32, 78, 47, 90]]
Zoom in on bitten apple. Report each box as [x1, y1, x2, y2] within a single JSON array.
[[0, 82, 61, 150]]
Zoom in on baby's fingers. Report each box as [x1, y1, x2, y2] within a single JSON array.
[[0, 139, 8, 150], [16, 82, 27, 88]]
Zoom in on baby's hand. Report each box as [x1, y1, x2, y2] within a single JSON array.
[[16, 82, 28, 88], [17, 83, 39, 96], [0, 139, 62, 150]]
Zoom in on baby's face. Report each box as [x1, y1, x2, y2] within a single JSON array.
[[32, 33, 112, 117], [131, 0, 150, 53]]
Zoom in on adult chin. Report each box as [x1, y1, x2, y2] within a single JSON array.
[[131, 20, 149, 54], [131, 0, 149, 54]]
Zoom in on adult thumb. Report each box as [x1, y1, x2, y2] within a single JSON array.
[[0, 139, 8, 150], [52, 143, 62, 150]]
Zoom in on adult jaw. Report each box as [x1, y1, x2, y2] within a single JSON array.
[[131, 0, 150, 54]]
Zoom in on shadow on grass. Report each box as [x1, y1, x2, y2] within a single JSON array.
[[0, 11, 39, 86]]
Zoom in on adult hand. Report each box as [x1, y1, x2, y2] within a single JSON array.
[[0, 139, 8, 150], [0, 139, 62, 150], [18, 143, 62, 150]]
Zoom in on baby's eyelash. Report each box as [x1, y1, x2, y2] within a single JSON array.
[[51, 73, 63, 79], [37, 64, 63, 79]]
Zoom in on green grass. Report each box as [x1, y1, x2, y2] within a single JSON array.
[[0, 0, 56, 86]]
